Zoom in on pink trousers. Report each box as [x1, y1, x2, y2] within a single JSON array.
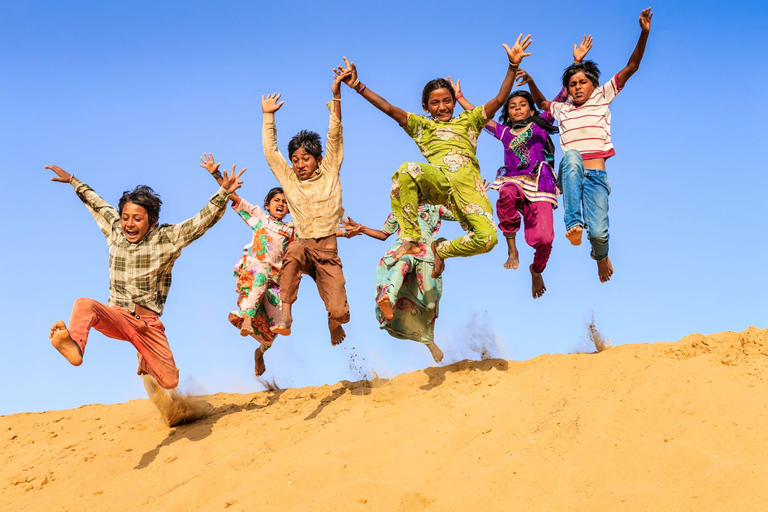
[[68, 298, 179, 389], [496, 183, 554, 274]]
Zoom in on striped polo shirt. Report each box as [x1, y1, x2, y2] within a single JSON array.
[[549, 74, 622, 160]]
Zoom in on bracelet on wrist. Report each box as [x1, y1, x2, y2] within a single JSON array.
[[332, 97, 341, 102], [351, 77, 360, 89], [455, 92, 464, 100], [355, 83, 366, 94], [211, 171, 222, 180]]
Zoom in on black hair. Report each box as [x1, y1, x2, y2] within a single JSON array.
[[263, 187, 284, 208], [118, 185, 162, 226], [499, 90, 559, 134], [562, 59, 601, 89], [421, 78, 455, 109], [288, 130, 322, 160]]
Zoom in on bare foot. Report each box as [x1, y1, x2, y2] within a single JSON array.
[[240, 316, 254, 337], [271, 303, 292, 336], [377, 297, 394, 321], [49, 320, 83, 366], [254, 347, 266, 376], [503, 235, 519, 269], [566, 225, 583, 246], [597, 255, 614, 283], [530, 265, 546, 299], [431, 241, 445, 278], [329, 319, 346, 346], [394, 240, 420, 261], [426, 342, 444, 363]]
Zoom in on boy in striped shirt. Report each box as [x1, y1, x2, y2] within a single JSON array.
[[529, 8, 653, 282]]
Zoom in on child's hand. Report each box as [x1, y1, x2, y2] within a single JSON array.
[[332, 67, 352, 95], [199, 153, 222, 180], [44, 165, 72, 183], [342, 216, 364, 237], [503, 34, 532, 67], [447, 76, 461, 95], [262, 93, 284, 114], [573, 34, 593, 63], [515, 69, 532, 86], [220, 164, 246, 194], [639, 7, 653, 32], [481, 179, 493, 193], [334, 57, 359, 89]]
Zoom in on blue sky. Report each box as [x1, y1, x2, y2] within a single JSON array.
[[1, 0, 767, 415]]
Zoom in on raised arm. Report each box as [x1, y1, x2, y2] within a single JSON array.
[[45, 165, 119, 240], [165, 165, 242, 248], [200, 153, 241, 204], [336, 57, 408, 126], [447, 77, 499, 132], [617, 8, 653, 87], [483, 34, 532, 118], [261, 93, 292, 182]]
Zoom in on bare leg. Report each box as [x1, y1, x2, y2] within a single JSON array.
[[271, 303, 292, 336], [566, 225, 583, 246], [530, 265, 546, 299], [504, 234, 519, 270], [329, 318, 346, 346], [254, 346, 266, 376], [426, 342, 444, 363], [377, 297, 394, 321], [597, 255, 614, 283], [49, 320, 83, 366], [393, 240, 420, 261], [240, 316, 254, 337], [431, 241, 445, 278]]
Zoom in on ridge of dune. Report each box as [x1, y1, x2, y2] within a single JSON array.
[[3, 327, 768, 511]]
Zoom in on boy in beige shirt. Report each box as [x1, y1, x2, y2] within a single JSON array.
[[261, 67, 352, 345]]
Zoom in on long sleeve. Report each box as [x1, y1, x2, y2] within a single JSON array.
[[165, 187, 231, 248], [70, 176, 120, 241], [262, 112, 292, 184], [321, 101, 343, 175]]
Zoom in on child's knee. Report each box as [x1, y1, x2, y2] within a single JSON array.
[[156, 369, 179, 390], [73, 297, 98, 314], [327, 303, 350, 324]]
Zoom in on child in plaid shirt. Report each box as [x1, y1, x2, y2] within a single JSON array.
[[45, 160, 245, 390]]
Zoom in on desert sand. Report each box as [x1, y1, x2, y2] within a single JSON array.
[[3, 327, 768, 511]]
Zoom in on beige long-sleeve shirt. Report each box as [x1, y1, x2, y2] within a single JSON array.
[[262, 101, 344, 239]]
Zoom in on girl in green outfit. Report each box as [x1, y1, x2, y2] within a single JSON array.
[[336, 34, 532, 278]]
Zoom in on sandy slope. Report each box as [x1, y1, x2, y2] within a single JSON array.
[[3, 327, 768, 511]]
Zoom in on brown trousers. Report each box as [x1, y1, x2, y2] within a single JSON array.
[[280, 235, 350, 324]]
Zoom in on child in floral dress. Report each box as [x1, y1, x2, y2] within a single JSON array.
[[201, 154, 294, 376], [345, 204, 455, 363]]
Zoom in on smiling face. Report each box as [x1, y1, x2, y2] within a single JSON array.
[[568, 71, 596, 104], [423, 87, 455, 122], [507, 96, 533, 123], [120, 202, 153, 243], [265, 193, 289, 221], [291, 147, 322, 181]]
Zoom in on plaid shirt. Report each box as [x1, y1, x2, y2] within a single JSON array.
[[262, 101, 344, 239], [70, 177, 230, 315]]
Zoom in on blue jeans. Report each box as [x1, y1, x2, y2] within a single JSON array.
[[559, 150, 610, 261]]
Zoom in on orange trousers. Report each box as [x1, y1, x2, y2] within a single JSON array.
[[68, 298, 179, 389]]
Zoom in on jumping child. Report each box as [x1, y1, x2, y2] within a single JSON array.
[[336, 34, 533, 278], [200, 153, 294, 376], [447, 37, 593, 298], [527, 8, 653, 282], [45, 160, 244, 390], [344, 204, 457, 363], [261, 66, 353, 345]]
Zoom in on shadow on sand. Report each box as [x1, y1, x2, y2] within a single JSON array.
[[420, 358, 509, 391]]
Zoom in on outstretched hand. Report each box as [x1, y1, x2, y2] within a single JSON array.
[[45, 165, 72, 183], [199, 153, 221, 177], [639, 7, 653, 32], [332, 59, 354, 94], [573, 34, 593, 63], [447, 76, 461, 95], [515, 69, 532, 86], [220, 164, 246, 194], [342, 216, 364, 237], [481, 178, 493, 193], [334, 57, 359, 89], [262, 93, 284, 114], [503, 34, 532, 67]]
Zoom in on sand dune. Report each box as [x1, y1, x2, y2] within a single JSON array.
[[3, 327, 768, 511]]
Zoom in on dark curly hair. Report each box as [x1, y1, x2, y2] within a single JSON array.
[[421, 78, 455, 109], [118, 185, 162, 225], [562, 60, 601, 89], [498, 90, 537, 126], [288, 130, 322, 160], [263, 187, 284, 208]]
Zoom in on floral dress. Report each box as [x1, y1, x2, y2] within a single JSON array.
[[375, 204, 455, 344], [230, 198, 295, 349]]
